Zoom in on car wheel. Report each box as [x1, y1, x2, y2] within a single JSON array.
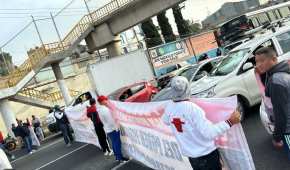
[[237, 99, 246, 121]]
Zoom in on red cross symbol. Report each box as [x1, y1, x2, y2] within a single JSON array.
[[171, 118, 185, 133]]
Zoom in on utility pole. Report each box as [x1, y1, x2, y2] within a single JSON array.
[[84, 0, 94, 23], [50, 12, 64, 49], [31, 15, 45, 48]]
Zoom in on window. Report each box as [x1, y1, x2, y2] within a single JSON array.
[[280, 7, 290, 17], [210, 49, 249, 76], [277, 31, 290, 54], [250, 17, 260, 28], [253, 40, 276, 55], [266, 11, 276, 21], [258, 13, 269, 24], [73, 92, 92, 106], [119, 84, 145, 101], [274, 9, 282, 19], [179, 66, 198, 81]]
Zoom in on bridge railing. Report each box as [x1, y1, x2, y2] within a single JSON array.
[[0, 0, 136, 90], [18, 88, 81, 103]]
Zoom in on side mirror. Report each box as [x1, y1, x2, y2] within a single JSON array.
[[243, 62, 254, 71]]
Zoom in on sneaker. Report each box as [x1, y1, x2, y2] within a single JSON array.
[[108, 151, 113, 156], [66, 143, 72, 147], [29, 152, 33, 154], [104, 151, 109, 156], [11, 155, 15, 160]]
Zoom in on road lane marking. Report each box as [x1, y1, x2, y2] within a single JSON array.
[[11, 138, 63, 163], [111, 159, 132, 170], [35, 144, 89, 170]]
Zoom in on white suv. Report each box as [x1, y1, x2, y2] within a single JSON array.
[[191, 26, 290, 119]]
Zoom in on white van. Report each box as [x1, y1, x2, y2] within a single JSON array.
[[191, 26, 290, 119]]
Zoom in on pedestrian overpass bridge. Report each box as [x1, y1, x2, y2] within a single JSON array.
[[0, 0, 185, 136]]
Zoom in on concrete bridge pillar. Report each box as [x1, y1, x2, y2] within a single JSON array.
[[107, 39, 122, 57], [51, 63, 72, 106], [0, 99, 17, 137]]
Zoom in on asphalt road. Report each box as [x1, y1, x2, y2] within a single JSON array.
[[10, 106, 290, 170], [242, 106, 290, 170]]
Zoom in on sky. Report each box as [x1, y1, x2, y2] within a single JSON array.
[[0, 0, 238, 65]]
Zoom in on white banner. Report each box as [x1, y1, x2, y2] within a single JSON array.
[[65, 97, 255, 170], [65, 101, 100, 148]]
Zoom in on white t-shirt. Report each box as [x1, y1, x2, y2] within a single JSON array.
[[162, 101, 230, 158], [97, 105, 118, 133]]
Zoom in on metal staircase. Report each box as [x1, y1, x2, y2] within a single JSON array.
[[0, 0, 135, 99], [10, 88, 80, 109]]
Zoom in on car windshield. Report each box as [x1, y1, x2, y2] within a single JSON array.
[[178, 65, 199, 81], [210, 49, 249, 76]]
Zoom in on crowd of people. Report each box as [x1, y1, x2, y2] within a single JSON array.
[[1, 46, 290, 169]]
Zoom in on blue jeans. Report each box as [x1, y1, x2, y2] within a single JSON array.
[[283, 134, 290, 160], [23, 136, 32, 153], [107, 130, 123, 161]]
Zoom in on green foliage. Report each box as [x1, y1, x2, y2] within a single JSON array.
[[141, 19, 163, 48], [0, 52, 13, 76], [157, 11, 176, 43], [172, 5, 191, 38], [187, 20, 201, 34]]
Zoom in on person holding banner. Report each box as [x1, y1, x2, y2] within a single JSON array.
[[255, 47, 290, 159], [162, 76, 241, 170], [87, 98, 112, 156], [97, 96, 127, 163], [54, 105, 74, 147]]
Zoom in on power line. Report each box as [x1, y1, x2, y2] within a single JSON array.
[[54, 0, 78, 17], [0, 10, 88, 15], [1, 21, 33, 48], [0, 13, 85, 19], [0, 7, 86, 10]]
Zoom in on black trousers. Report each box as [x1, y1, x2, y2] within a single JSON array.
[[94, 122, 110, 153], [189, 149, 222, 170]]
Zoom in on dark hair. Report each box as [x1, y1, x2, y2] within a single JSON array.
[[254, 47, 277, 58], [89, 98, 96, 105]]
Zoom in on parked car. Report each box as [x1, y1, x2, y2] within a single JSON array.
[[176, 57, 223, 83], [190, 25, 290, 120], [152, 57, 223, 101], [108, 82, 158, 102], [156, 62, 189, 88], [157, 58, 222, 89], [223, 38, 250, 55], [152, 26, 290, 120]]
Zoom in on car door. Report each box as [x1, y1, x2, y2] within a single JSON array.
[[125, 83, 148, 102]]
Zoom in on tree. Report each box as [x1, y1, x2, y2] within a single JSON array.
[[0, 52, 13, 76], [187, 20, 201, 34], [172, 5, 191, 38], [157, 11, 176, 43], [141, 19, 163, 48]]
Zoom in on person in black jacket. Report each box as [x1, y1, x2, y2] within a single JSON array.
[[255, 47, 290, 160], [14, 120, 33, 154], [53, 105, 73, 147]]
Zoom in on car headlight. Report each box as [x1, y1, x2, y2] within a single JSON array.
[[193, 87, 216, 98]]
